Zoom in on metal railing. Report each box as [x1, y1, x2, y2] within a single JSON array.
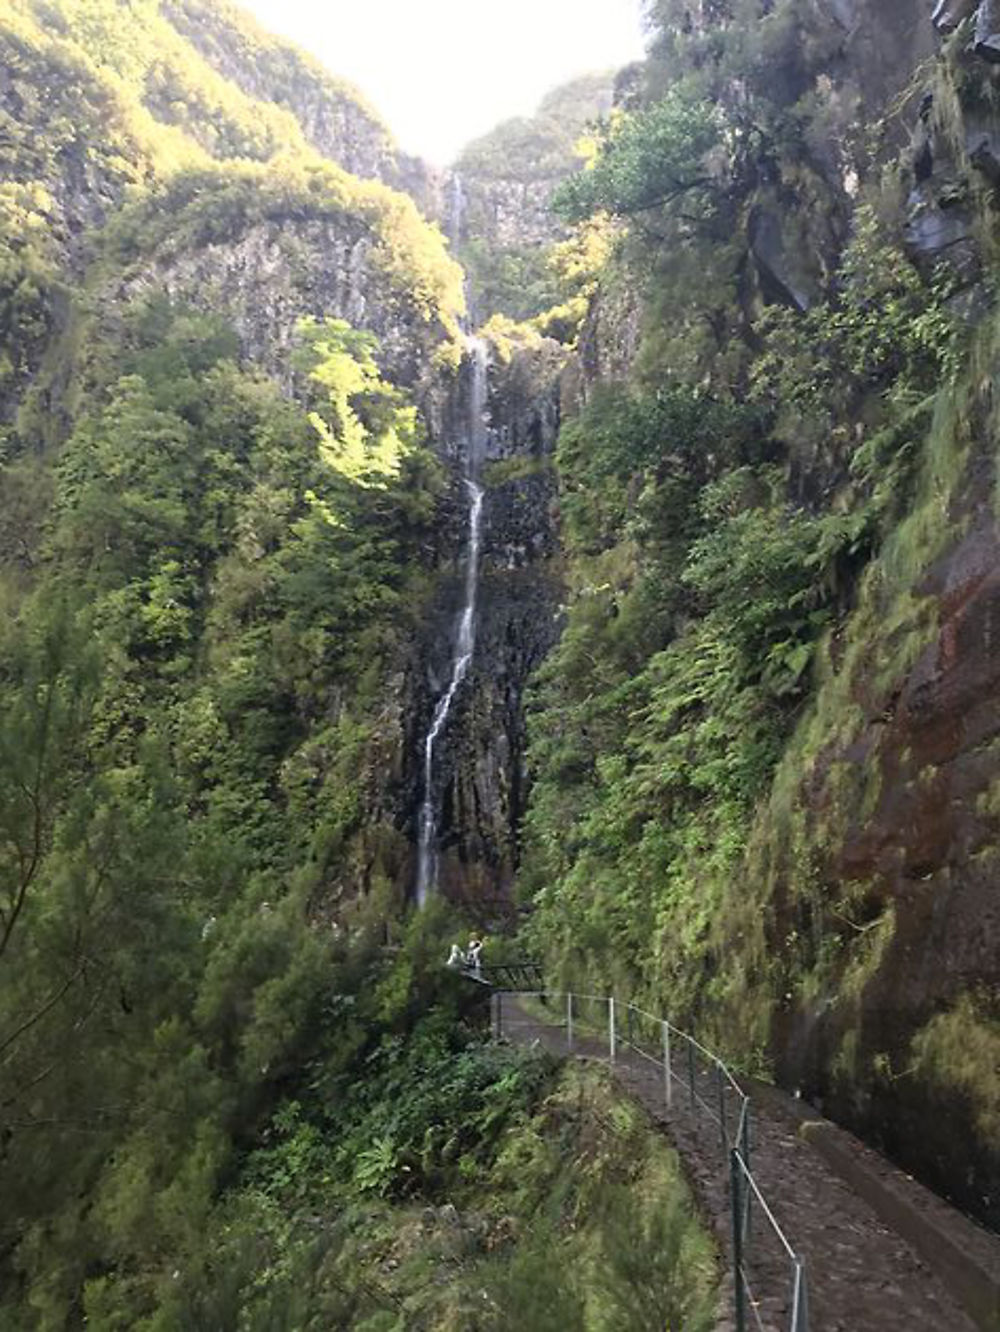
[[491, 989, 809, 1332], [451, 960, 544, 989]]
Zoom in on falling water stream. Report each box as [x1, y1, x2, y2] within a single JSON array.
[[415, 337, 489, 905], [446, 171, 465, 246]]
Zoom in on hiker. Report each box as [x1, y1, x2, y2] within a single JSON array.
[[446, 942, 466, 969], [467, 937, 484, 976]]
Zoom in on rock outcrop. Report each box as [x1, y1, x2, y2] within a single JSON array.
[[103, 211, 455, 398], [447, 74, 617, 320], [403, 338, 566, 909]]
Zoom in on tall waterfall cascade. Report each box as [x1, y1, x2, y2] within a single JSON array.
[[446, 171, 465, 245], [415, 337, 489, 905]]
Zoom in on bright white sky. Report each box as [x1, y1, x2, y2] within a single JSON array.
[[243, 0, 647, 165]]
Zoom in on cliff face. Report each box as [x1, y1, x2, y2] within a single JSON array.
[[447, 74, 617, 321], [403, 337, 566, 912], [0, 0, 571, 930], [0, 1, 464, 953], [100, 196, 453, 398], [518, 0, 1000, 1231], [0, 6, 656, 1321], [741, 1, 1000, 1224], [158, 0, 396, 177], [157, 0, 440, 207], [5, 0, 999, 1261], [0, 0, 452, 429]]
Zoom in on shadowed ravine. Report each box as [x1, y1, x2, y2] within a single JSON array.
[[7, 0, 1000, 1322]]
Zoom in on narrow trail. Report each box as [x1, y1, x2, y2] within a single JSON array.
[[499, 997, 997, 1332]]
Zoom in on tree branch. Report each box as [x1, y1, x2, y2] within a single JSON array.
[[0, 964, 86, 1061]]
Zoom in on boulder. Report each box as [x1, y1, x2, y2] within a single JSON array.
[[748, 203, 820, 312], [966, 112, 1000, 184], [931, 0, 977, 32], [974, 0, 1000, 58]]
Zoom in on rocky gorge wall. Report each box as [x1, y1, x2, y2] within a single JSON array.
[[747, 0, 1000, 1228], [78, 198, 571, 917], [444, 74, 618, 321], [9, 0, 1000, 1234], [514, 0, 1000, 1232], [669, 0, 1000, 1226], [158, 0, 442, 210], [0, 0, 448, 430], [400, 337, 566, 914], [0, 0, 574, 929]]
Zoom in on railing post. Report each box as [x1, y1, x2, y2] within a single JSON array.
[[791, 1259, 809, 1332], [730, 1149, 747, 1332], [717, 1062, 728, 1153], [688, 1040, 696, 1112], [608, 996, 617, 1065], [566, 992, 574, 1052], [741, 1102, 753, 1245], [663, 1021, 672, 1111]]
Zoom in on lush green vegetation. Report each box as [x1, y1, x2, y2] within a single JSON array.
[[171, 1048, 716, 1332], [160, 0, 395, 154], [519, 1, 970, 1061], [0, 296, 449, 1317], [0, 275, 716, 1326], [7, 0, 1000, 1316], [10, 0, 388, 171], [92, 160, 463, 337], [454, 74, 615, 325], [0, 0, 463, 443], [458, 73, 615, 184], [553, 91, 722, 223], [0, 4, 723, 1319]]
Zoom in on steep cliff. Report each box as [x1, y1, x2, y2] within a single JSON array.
[[4, 0, 1000, 1320], [158, 0, 440, 206], [0, 0, 453, 430], [447, 73, 617, 321], [521, 0, 1000, 1231], [0, 2, 475, 1316], [407, 332, 567, 911]]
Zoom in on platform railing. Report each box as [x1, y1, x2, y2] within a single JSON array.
[[491, 989, 809, 1332]]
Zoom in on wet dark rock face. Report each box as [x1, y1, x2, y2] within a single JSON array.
[[934, 0, 1000, 61], [401, 341, 565, 908], [770, 511, 1000, 1223], [909, 0, 1000, 279], [763, 373, 1000, 1224]]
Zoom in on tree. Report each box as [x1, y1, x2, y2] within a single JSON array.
[[0, 607, 95, 976], [553, 91, 722, 222]]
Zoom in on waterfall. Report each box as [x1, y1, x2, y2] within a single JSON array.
[[415, 337, 488, 906], [445, 173, 480, 327], [446, 170, 465, 246]]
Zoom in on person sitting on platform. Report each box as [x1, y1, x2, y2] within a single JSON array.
[[446, 942, 466, 969]]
